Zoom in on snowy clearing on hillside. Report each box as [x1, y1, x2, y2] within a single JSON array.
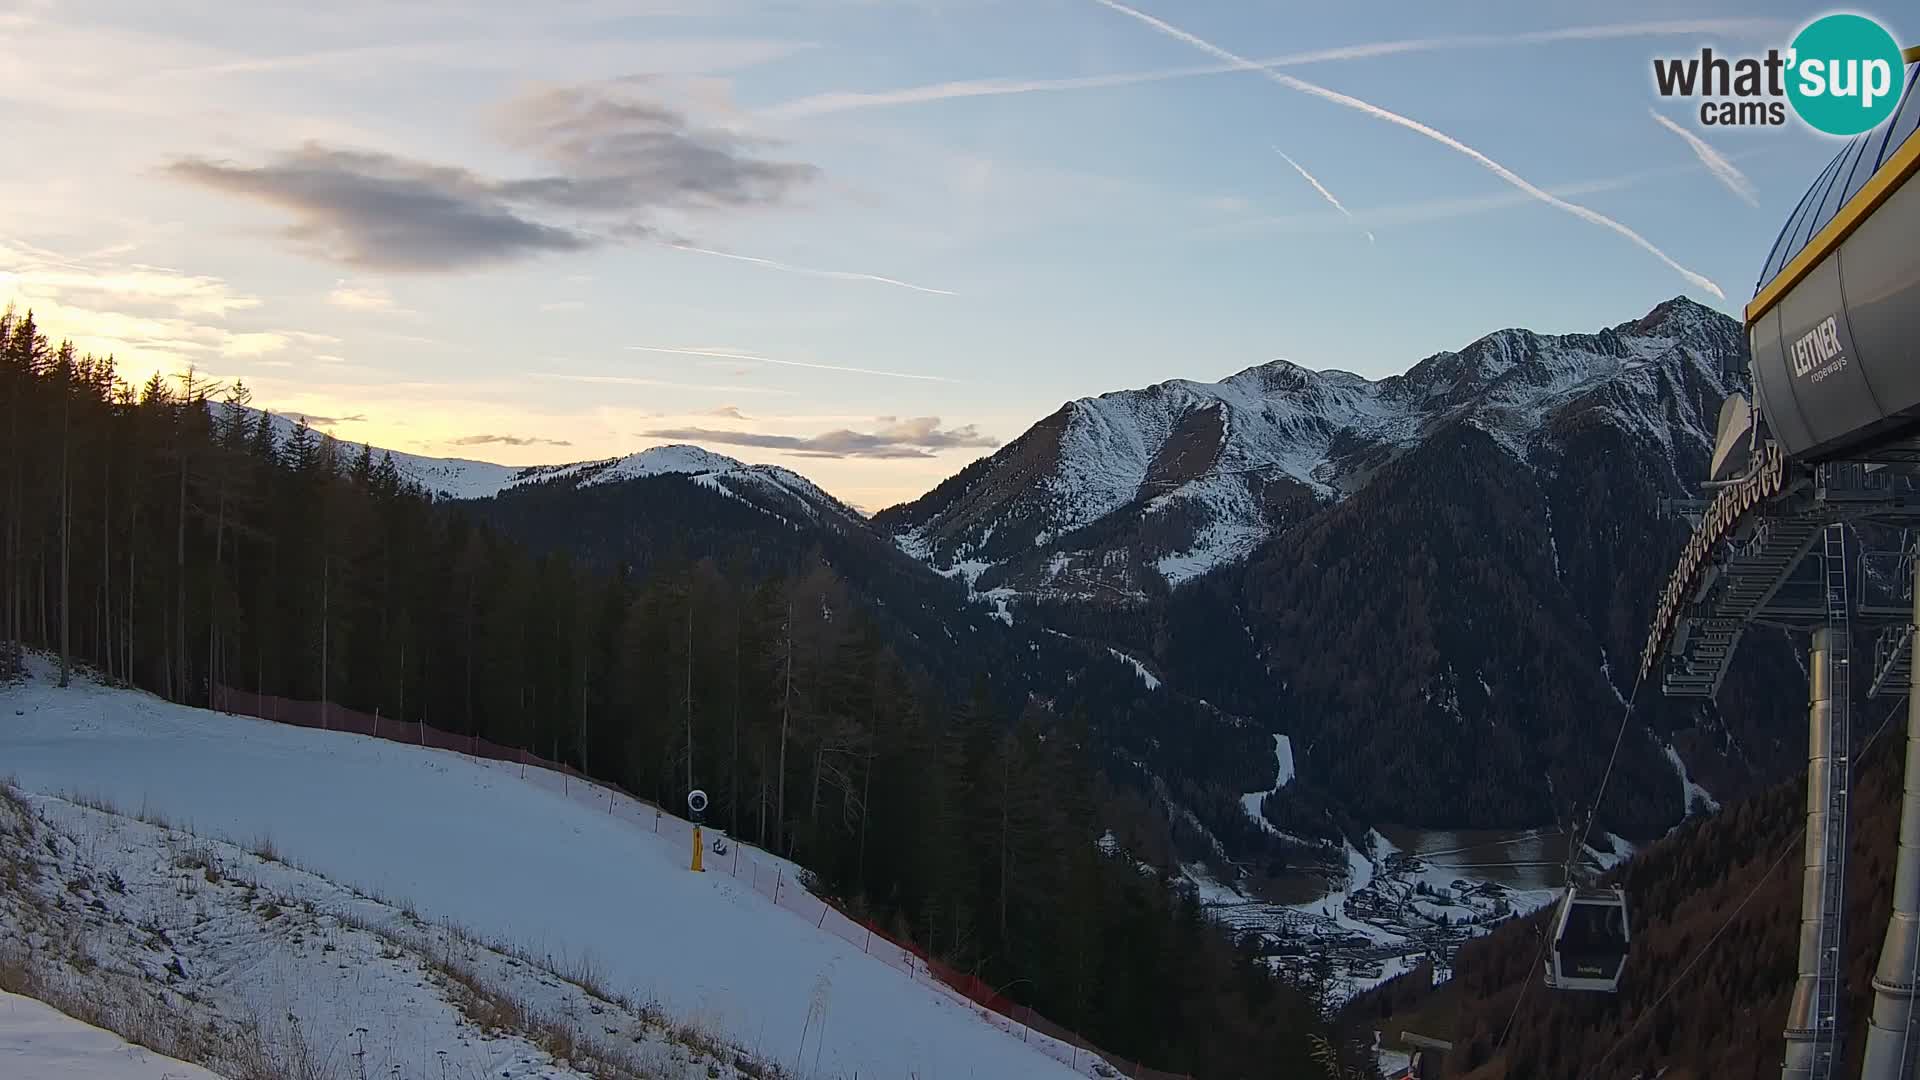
[[0, 989, 225, 1080], [1106, 648, 1161, 690], [1154, 524, 1269, 587], [0, 788, 767, 1080], [1663, 743, 1720, 817], [1238, 735, 1295, 837], [0, 662, 1087, 1080]]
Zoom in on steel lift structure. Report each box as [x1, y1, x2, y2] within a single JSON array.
[[1639, 56, 1920, 1080]]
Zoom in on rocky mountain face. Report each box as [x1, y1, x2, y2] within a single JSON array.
[[878, 297, 1745, 599], [883, 297, 1804, 841]]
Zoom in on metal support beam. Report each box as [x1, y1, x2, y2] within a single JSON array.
[[1783, 550, 1851, 1080], [1785, 626, 1835, 1078], [1861, 547, 1920, 1080]]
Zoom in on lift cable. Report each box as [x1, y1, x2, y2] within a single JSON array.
[[1573, 693, 1909, 1080], [1572, 673, 1649, 885], [1495, 926, 1553, 1051]]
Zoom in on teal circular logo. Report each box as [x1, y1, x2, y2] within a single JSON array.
[[1787, 14, 1906, 136]]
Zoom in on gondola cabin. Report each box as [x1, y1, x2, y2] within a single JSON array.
[[1543, 887, 1630, 992]]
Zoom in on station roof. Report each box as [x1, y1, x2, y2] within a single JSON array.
[[1749, 56, 1920, 325]]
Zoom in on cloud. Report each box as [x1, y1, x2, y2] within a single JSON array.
[[449, 433, 575, 447], [1085, 0, 1724, 299], [0, 240, 261, 317], [669, 244, 954, 295], [294, 413, 369, 427], [1649, 109, 1759, 207], [328, 281, 401, 311], [539, 299, 587, 312], [641, 416, 999, 459], [167, 145, 593, 271], [765, 18, 1790, 118], [627, 344, 959, 383], [493, 78, 818, 213], [165, 80, 819, 272], [0, 243, 316, 374], [1272, 149, 1373, 244], [705, 404, 749, 419]]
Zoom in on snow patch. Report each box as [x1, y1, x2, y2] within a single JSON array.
[[1663, 742, 1720, 816], [1583, 830, 1637, 872], [1179, 864, 1246, 907], [0, 990, 224, 1080], [1155, 524, 1270, 586], [1237, 735, 1296, 836], [1107, 648, 1161, 690]]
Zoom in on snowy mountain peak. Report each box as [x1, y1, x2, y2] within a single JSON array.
[[503, 443, 751, 488], [217, 406, 855, 524], [878, 298, 1747, 599]]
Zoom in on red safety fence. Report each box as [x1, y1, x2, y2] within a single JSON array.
[[210, 685, 1192, 1080]]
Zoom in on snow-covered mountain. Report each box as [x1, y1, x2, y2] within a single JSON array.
[[876, 297, 1742, 599], [233, 406, 857, 521]]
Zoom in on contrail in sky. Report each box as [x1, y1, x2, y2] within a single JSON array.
[[1649, 109, 1759, 207], [627, 344, 960, 384], [765, 19, 1788, 118], [1273, 148, 1375, 244], [1085, 0, 1725, 299], [670, 244, 955, 296]]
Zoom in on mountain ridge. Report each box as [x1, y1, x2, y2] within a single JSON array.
[[236, 406, 852, 517], [874, 295, 1741, 603]]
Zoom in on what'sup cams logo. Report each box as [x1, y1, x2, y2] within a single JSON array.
[[1653, 12, 1907, 135]]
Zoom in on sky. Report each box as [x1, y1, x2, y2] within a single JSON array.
[[0, 0, 1887, 511]]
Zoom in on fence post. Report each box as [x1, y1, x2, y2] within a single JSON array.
[[863, 927, 872, 953], [654, 809, 661, 833], [732, 845, 740, 876], [774, 867, 782, 902], [816, 905, 827, 929]]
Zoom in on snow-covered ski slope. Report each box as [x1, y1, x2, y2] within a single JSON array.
[[0, 990, 224, 1080], [0, 664, 1085, 1079]]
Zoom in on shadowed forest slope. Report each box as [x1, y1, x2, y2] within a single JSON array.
[[1351, 696, 1912, 1079]]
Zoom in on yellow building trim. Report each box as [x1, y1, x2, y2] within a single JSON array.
[[1905, 45, 1920, 64], [1746, 124, 1920, 326]]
